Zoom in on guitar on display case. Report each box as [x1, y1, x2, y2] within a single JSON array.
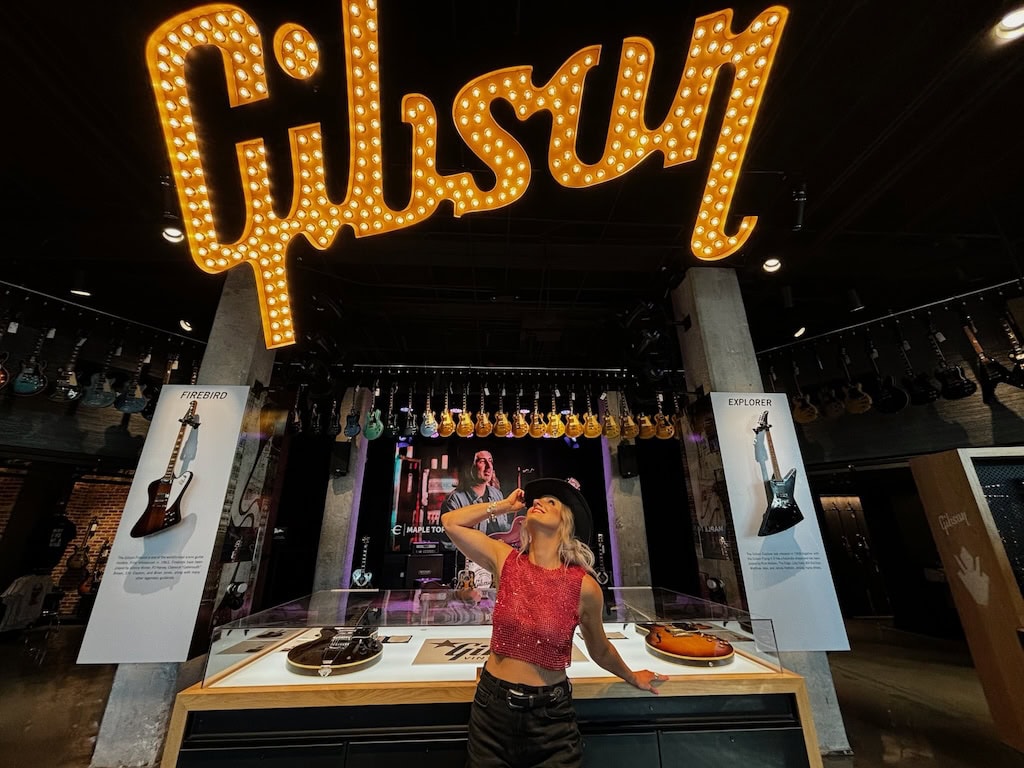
[[789, 356, 820, 424], [924, 312, 976, 400], [49, 332, 89, 403], [546, 387, 566, 438], [363, 383, 384, 440], [437, 384, 456, 438], [285, 619, 383, 677], [343, 386, 362, 437], [595, 532, 610, 585], [81, 340, 120, 408], [420, 385, 439, 437], [582, 387, 603, 438], [893, 319, 940, 405], [351, 536, 373, 587], [382, 383, 400, 439], [960, 308, 1009, 405], [141, 351, 179, 419], [998, 313, 1024, 389], [474, 384, 493, 437], [838, 339, 872, 414], [654, 392, 675, 439], [12, 326, 54, 396], [114, 346, 153, 414], [811, 345, 845, 419], [493, 386, 512, 438], [511, 387, 530, 438], [401, 387, 419, 437], [753, 410, 804, 536], [564, 385, 584, 439], [456, 382, 474, 438], [862, 331, 909, 414], [528, 388, 547, 438], [130, 400, 199, 538], [602, 389, 620, 439]]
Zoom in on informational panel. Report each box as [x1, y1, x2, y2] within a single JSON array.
[[710, 393, 848, 651], [78, 385, 249, 663]]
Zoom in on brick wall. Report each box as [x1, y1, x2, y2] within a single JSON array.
[[52, 476, 132, 616], [0, 469, 28, 544]]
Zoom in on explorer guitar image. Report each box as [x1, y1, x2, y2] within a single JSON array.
[[130, 401, 200, 538], [753, 410, 804, 537]]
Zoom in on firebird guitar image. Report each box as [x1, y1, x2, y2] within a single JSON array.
[[752, 410, 804, 537], [130, 401, 200, 538]]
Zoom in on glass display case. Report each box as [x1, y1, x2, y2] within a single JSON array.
[[162, 588, 820, 768], [202, 586, 782, 688]]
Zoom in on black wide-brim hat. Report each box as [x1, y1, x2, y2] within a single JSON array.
[[523, 478, 593, 545]]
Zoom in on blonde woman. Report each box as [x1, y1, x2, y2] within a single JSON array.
[[442, 478, 665, 767]]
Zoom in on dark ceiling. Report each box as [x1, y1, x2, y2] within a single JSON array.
[[4, 0, 1024, 382]]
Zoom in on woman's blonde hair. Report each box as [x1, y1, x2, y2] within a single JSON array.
[[518, 496, 596, 577]]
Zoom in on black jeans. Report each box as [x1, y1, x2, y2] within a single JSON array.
[[466, 667, 582, 768]]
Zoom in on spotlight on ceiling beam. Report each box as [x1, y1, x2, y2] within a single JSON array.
[[792, 182, 807, 231], [69, 270, 91, 298], [762, 257, 782, 273], [996, 7, 1024, 40], [793, 326, 806, 339], [847, 289, 865, 313], [179, 319, 194, 332], [160, 176, 185, 244]]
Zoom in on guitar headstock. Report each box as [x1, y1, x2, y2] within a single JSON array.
[[753, 409, 770, 434]]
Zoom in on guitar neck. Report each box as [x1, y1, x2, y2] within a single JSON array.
[[1001, 317, 1024, 360], [163, 404, 197, 479], [962, 325, 987, 359], [765, 428, 782, 480]]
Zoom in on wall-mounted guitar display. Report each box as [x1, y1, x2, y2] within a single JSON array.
[[114, 346, 152, 414], [12, 326, 54, 396], [49, 332, 89, 403], [960, 306, 1009, 405], [619, 388, 639, 440], [788, 354, 819, 424], [546, 385, 566, 439], [862, 329, 908, 414], [924, 311, 976, 401], [455, 382, 474, 438], [999, 312, 1024, 390], [382, 383, 400, 439], [401, 386, 419, 438], [595, 532, 610, 585], [837, 337, 872, 415], [511, 386, 529, 438], [363, 383, 384, 440], [582, 387, 602, 439], [654, 392, 675, 439], [493, 385, 512, 438], [81, 340, 121, 408], [811, 344, 844, 420], [564, 384, 584, 439], [351, 536, 373, 587], [474, 383, 493, 438], [528, 387, 546, 438], [601, 389, 620, 439], [893, 318, 939, 405], [753, 410, 803, 536], [419, 385, 438, 438], [141, 351, 179, 420], [130, 400, 199, 538], [437, 383, 456, 438]]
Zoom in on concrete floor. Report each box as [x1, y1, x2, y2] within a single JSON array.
[[0, 619, 1021, 768]]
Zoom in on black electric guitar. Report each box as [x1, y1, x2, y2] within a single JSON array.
[[924, 313, 976, 400], [141, 351, 179, 420], [838, 339, 872, 414], [893, 319, 939, 405], [326, 397, 342, 438], [401, 387, 419, 437], [114, 346, 153, 414], [753, 410, 804, 536], [65, 524, 93, 571], [999, 313, 1024, 389], [595, 532, 610, 586], [961, 309, 1009, 405], [812, 345, 845, 419], [862, 331, 909, 414], [789, 356, 820, 424], [285, 619, 383, 677], [351, 535, 373, 587], [130, 400, 199, 538], [81, 340, 120, 408], [12, 327, 54, 396], [343, 386, 362, 437], [49, 332, 89, 403], [290, 383, 307, 435], [382, 383, 400, 439]]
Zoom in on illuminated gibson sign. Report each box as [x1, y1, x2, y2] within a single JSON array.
[[147, 2, 789, 348]]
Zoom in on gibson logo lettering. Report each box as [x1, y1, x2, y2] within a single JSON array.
[[147, 3, 788, 348], [938, 511, 970, 534]]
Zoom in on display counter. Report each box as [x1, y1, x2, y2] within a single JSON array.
[[162, 587, 822, 768]]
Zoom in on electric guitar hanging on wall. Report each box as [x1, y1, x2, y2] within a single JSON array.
[[789, 355, 820, 424], [130, 400, 199, 538], [474, 384, 493, 437], [999, 313, 1024, 390], [654, 392, 675, 439], [437, 383, 456, 438], [382, 383, 401, 439], [493, 386, 512, 438], [546, 386, 566, 439], [81, 340, 120, 408], [601, 388, 621, 439], [363, 383, 384, 440], [456, 382, 475, 438], [564, 384, 584, 439], [753, 410, 803, 537], [401, 387, 419, 437], [420, 385, 438, 437], [351, 536, 373, 587], [582, 387, 603, 438], [924, 313, 976, 400], [961, 307, 1009, 405], [595, 532, 610, 585], [511, 387, 530, 438], [141, 351, 179, 419], [528, 387, 547, 438], [893, 319, 939, 405], [12, 326, 54, 396], [862, 331, 908, 414], [48, 332, 89, 403], [114, 346, 153, 414]]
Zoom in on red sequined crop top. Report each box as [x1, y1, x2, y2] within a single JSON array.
[[490, 552, 586, 670]]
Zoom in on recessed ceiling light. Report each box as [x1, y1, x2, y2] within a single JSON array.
[[762, 257, 782, 273], [162, 224, 185, 243], [996, 8, 1024, 39], [793, 326, 806, 338], [179, 319, 194, 332]]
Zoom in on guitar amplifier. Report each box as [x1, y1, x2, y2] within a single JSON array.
[[411, 541, 440, 555], [404, 554, 444, 588]]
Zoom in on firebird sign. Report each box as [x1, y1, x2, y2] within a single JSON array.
[[147, 2, 788, 348]]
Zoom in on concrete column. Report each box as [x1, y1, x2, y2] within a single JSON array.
[[601, 391, 651, 588], [671, 267, 851, 756], [313, 386, 372, 591], [91, 268, 276, 768]]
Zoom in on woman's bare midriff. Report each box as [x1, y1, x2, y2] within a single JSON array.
[[485, 653, 569, 687]]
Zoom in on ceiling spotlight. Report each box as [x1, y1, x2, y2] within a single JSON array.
[[847, 288, 865, 313], [160, 176, 185, 243], [996, 8, 1024, 40], [793, 326, 806, 339], [179, 319, 194, 332], [762, 257, 782, 273], [69, 270, 92, 298], [792, 182, 807, 231]]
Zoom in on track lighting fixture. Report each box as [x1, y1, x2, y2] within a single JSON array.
[[762, 257, 782, 273], [70, 270, 91, 298], [792, 182, 807, 232], [160, 176, 185, 244], [847, 289, 865, 313]]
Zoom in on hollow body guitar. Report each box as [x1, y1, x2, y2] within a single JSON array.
[[130, 401, 199, 538], [286, 623, 383, 677], [636, 622, 734, 666]]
